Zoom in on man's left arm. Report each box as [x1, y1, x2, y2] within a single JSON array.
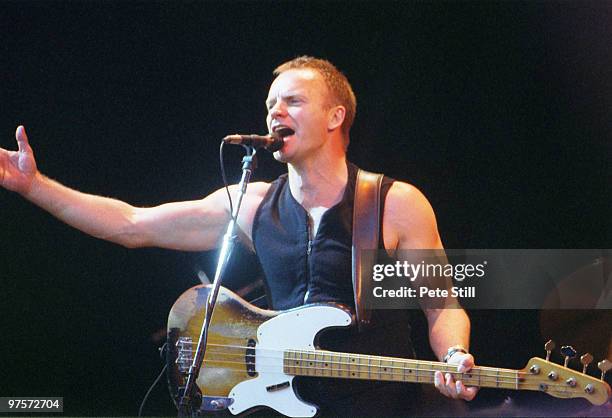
[[383, 181, 478, 401], [426, 306, 478, 400]]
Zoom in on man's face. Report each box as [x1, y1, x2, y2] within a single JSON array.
[[266, 68, 332, 163]]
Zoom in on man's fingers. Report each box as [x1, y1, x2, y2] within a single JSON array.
[[453, 353, 474, 373], [434, 371, 447, 395], [455, 380, 478, 401], [16, 125, 30, 152], [434, 370, 442, 388], [446, 373, 459, 399], [436, 369, 479, 400], [463, 385, 479, 401], [455, 380, 466, 398]]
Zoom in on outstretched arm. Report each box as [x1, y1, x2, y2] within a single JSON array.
[[1, 126, 262, 251]]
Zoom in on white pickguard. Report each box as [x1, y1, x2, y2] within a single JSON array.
[[228, 304, 352, 417]]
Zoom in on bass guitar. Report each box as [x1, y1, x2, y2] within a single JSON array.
[[166, 285, 611, 417]]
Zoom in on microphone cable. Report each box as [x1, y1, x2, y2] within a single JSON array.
[[138, 342, 169, 417], [219, 141, 235, 220]]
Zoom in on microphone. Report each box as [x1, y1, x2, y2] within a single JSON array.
[[223, 128, 294, 152]]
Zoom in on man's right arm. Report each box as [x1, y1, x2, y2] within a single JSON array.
[[2, 126, 247, 251], [24, 174, 233, 250]]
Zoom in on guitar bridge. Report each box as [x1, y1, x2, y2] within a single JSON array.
[[176, 336, 193, 374], [246, 338, 257, 377]]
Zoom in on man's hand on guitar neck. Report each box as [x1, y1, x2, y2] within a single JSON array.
[[434, 351, 479, 401]]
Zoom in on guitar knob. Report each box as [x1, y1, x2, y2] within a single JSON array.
[[597, 359, 611, 381], [585, 384, 594, 394], [565, 377, 577, 387], [544, 340, 555, 361], [560, 345, 577, 368], [548, 371, 558, 381], [580, 353, 593, 374]]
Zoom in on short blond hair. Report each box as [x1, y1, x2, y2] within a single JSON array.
[[274, 56, 356, 141]]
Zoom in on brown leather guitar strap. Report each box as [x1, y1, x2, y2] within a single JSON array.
[[352, 169, 384, 331]]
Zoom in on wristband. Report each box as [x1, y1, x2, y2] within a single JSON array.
[[443, 345, 468, 363]]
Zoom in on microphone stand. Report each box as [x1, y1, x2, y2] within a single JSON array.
[[178, 146, 257, 416]]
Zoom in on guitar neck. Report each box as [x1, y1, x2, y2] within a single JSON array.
[[284, 349, 521, 390]]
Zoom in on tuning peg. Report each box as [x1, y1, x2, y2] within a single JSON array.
[[544, 340, 556, 361], [560, 346, 577, 368], [580, 353, 593, 374], [597, 359, 611, 381]]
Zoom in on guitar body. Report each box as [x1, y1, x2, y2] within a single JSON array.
[[167, 284, 353, 416]]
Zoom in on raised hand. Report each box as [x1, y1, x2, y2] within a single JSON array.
[[0, 126, 39, 195]]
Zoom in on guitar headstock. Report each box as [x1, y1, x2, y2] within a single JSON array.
[[519, 342, 611, 406]]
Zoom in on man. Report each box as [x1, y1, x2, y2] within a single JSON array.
[[1, 56, 477, 412]]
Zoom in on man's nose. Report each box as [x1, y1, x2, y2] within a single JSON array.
[[269, 101, 287, 118]]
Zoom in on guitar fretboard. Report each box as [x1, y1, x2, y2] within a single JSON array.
[[284, 349, 520, 389]]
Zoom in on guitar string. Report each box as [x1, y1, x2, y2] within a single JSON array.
[[179, 341, 516, 371], [183, 351, 523, 377], [175, 350, 593, 392], [174, 342, 601, 390], [176, 345, 537, 378], [185, 360, 580, 394], [178, 340, 580, 377], [180, 355, 517, 382], [180, 348, 525, 377], [172, 357, 585, 395]]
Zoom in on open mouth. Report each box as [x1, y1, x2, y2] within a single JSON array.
[[273, 126, 295, 139]]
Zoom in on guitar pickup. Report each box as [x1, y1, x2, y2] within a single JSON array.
[[266, 381, 290, 392]]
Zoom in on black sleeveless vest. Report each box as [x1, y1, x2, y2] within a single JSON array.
[[252, 163, 422, 415], [252, 162, 394, 310]]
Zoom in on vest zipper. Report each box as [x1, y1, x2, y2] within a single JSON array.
[[304, 215, 312, 304]]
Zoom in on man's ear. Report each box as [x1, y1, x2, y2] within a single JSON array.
[[327, 105, 346, 131]]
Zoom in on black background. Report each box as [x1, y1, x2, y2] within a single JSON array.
[[1, 1, 610, 416]]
